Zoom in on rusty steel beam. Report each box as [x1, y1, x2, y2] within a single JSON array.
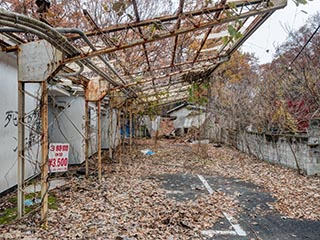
[[138, 81, 191, 96], [204, 12, 275, 79], [117, 109, 122, 163], [97, 100, 102, 182], [140, 79, 188, 92], [83, 9, 115, 48], [72, 0, 266, 39], [82, 9, 135, 81], [1, 32, 26, 45], [192, 26, 214, 63], [108, 61, 215, 93], [128, 54, 226, 76], [84, 99, 89, 178], [60, 66, 90, 86], [64, 0, 285, 64], [140, 86, 190, 99], [132, 0, 151, 71], [170, 0, 185, 67], [142, 92, 189, 106], [1, 45, 18, 52], [108, 109, 113, 159]]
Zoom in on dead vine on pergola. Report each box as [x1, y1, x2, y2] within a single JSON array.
[[0, 0, 287, 109]]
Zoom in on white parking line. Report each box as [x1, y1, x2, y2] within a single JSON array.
[[201, 230, 237, 237], [197, 174, 214, 194], [197, 174, 247, 237], [223, 212, 247, 236]]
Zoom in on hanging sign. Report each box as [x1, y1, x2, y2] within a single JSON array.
[[48, 143, 69, 172]]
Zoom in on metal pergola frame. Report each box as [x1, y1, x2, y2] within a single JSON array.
[[0, 0, 287, 226], [1, 0, 287, 106]]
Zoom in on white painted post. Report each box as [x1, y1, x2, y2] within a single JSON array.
[[17, 81, 25, 218]]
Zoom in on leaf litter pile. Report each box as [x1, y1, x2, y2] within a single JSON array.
[[0, 139, 319, 239]]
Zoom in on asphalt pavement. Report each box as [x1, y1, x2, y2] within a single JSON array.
[[156, 173, 320, 240]]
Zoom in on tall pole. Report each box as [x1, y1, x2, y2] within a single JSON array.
[[85, 100, 89, 178], [17, 81, 25, 218], [117, 109, 122, 164], [109, 108, 113, 159], [40, 81, 49, 227], [97, 100, 102, 182], [129, 110, 133, 153], [122, 107, 125, 151]]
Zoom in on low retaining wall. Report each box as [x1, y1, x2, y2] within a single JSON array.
[[207, 125, 320, 175], [237, 132, 320, 175]]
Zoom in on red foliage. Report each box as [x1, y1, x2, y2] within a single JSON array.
[[287, 99, 314, 132]]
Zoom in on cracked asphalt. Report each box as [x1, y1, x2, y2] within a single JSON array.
[[157, 173, 320, 240]]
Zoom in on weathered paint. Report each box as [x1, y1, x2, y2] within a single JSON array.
[[168, 105, 206, 129], [0, 51, 41, 194], [85, 79, 109, 102], [48, 95, 120, 165], [101, 108, 119, 150], [18, 40, 63, 83], [48, 96, 98, 164]]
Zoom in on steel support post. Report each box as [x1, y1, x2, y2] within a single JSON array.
[[129, 111, 133, 152], [17, 81, 25, 218], [117, 109, 122, 164], [85, 100, 89, 178], [40, 81, 49, 227], [97, 100, 102, 182], [109, 109, 113, 159], [122, 108, 125, 150]]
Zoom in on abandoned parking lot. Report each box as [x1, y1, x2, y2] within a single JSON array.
[[0, 140, 319, 239], [159, 173, 320, 239]]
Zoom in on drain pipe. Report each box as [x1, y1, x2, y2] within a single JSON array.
[[0, 26, 85, 77], [0, 9, 133, 96], [0, 26, 123, 86]]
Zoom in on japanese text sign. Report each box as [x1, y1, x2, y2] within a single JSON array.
[[48, 143, 69, 172]]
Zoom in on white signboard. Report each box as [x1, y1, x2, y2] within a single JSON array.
[[48, 143, 69, 172]]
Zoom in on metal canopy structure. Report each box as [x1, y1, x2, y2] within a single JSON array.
[[0, 0, 287, 225], [1, 0, 287, 108]]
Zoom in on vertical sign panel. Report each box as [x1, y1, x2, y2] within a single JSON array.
[[48, 143, 69, 172]]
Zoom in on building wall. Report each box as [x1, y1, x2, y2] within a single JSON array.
[[101, 108, 120, 149], [0, 51, 41, 193], [238, 132, 304, 169], [169, 107, 206, 135], [49, 97, 119, 164], [169, 108, 191, 129], [48, 96, 98, 164]]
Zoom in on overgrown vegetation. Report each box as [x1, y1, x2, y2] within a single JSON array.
[[207, 12, 320, 134], [0, 193, 58, 225]]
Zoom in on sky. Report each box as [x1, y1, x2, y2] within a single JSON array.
[[240, 0, 320, 64]]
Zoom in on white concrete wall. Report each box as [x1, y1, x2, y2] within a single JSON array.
[[169, 107, 191, 129], [48, 96, 98, 164], [184, 113, 206, 128], [208, 124, 320, 175], [49, 97, 120, 163], [0, 51, 41, 193], [101, 108, 120, 149], [143, 115, 152, 136], [237, 132, 320, 175], [169, 107, 206, 130], [89, 104, 98, 156]]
